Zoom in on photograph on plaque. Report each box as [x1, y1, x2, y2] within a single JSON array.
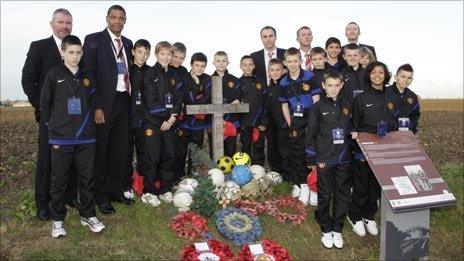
[[386, 217, 429, 260], [404, 165, 433, 191], [391, 176, 418, 196]]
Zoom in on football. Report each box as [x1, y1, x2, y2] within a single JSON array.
[[208, 168, 225, 187], [249, 165, 266, 180], [217, 156, 234, 174], [232, 151, 251, 166], [265, 171, 283, 185], [219, 181, 241, 201]]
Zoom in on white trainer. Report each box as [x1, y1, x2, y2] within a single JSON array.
[[348, 216, 366, 237], [141, 193, 161, 207], [321, 232, 333, 248], [298, 184, 310, 205], [309, 190, 318, 206], [159, 191, 173, 203], [81, 217, 105, 233], [332, 232, 344, 249], [291, 185, 301, 198], [123, 189, 135, 199], [364, 218, 378, 236], [51, 220, 67, 238]]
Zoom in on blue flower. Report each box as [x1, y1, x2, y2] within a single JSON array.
[[215, 207, 263, 245]]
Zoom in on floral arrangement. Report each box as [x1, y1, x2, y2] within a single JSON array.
[[215, 207, 263, 245], [180, 239, 235, 261], [239, 239, 292, 261], [171, 211, 208, 239], [264, 196, 308, 225], [233, 199, 267, 216]]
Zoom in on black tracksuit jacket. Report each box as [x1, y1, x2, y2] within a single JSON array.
[[386, 83, 421, 133]]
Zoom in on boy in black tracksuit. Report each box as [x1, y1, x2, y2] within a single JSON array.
[[386, 64, 420, 133], [263, 58, 291, 178], [179, 52, 212, 174], [239, 55, 267, 166], [309, 47, 328, 96], [348, 61, 397, 237], [280, 48, 321, 205], [40, 35, 104, 237], [141, 42, 183, 207], [325, 37, 345, 73], [124, 39, 151, 200], [340, 44, 369, 104], [305, 71, 352, 249], [212, 51, 241, 157]]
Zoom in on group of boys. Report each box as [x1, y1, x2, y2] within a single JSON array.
[[27, 6, 422, 249]]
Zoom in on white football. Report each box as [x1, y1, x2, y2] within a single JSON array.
[[179, 178, 199, 189], [173, 190, 193, 211], [249, 165, 266, 180], [265, 171, 283, 185], [208, 168, 225, 187], [177, 184, 195, 194], [219, 181, 241, 201]]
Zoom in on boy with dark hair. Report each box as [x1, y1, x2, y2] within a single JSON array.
[[124, 39, 151, 200], [340, 43, 368, 104], [325, 37, 344, 72], [279, 47, 320, 205], [41, 35, 105, 237], [212, 51, 241, 156], [386, 64, 420, 133], [239, 55, 267, 165], [309, 47, 327, 92], [179, 52, 212, 173], [141, 41, 182, 207], [305, 71, 351, 249], [170, 42, 189, 80], [264, 58, 291, 179]]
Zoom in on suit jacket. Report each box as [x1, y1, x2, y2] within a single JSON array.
[[250, 48, 285, 81], [83, 29, 133, 118], [21, 36, 62, 122]]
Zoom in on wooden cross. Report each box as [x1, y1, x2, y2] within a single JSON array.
[[186, 76, 249, 161], [219, 195, 230, 209]]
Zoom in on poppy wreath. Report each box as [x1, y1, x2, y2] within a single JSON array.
[[264, 196, 308, 225], [171, 211, 208, 239], [215, 207, 263, 245], [233, 199, 267, 216], [180, 239, 235, 261], [239, 239, 292, 261]]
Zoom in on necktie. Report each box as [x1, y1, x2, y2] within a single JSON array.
[[305, 53, 311, 71], [115, 38, 131, 94], [267, 52, 274, 84]]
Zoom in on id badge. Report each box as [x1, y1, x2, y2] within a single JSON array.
[[398, 117, 410, 131], [136, 92, 141, 105], [377, 121, 388, 138], [117, 62, 126, 74], [67, 97, 81, 115], [165, 93, 173, 109], [332, 128, 344, 144], [293, 103, 303, 117], [353, 89, 363, 98]]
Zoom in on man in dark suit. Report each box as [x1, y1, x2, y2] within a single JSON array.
[[342, 22, 377, 59], [21, 8, 79, 220], [250, 26, 285, 85], [82, 5, 134, 214]]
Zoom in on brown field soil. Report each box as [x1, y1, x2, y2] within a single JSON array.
[[420, 98, 463, 112]]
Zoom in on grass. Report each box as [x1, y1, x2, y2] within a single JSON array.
[[1, 164, 462, 260]]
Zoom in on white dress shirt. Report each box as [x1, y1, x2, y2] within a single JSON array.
[[107, 28, 129, 93]]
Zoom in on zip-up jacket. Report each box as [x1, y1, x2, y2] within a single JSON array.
[[386, 83, 421, 133], [179, 73, 212, 130], [325, 60, 345, 73], [239, 75, 267, 127], [130, 63, 150, 127], [143, 62, 182, 128], [278, 69, 320, 130], [305, 95, 352, 165], [263, 78, 287, 128], [212, 70, 241, 126], [340, 65, 368, 104], [40, 64, 96, 145]]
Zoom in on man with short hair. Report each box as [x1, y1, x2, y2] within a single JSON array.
[[250, 26, 285, 84], [343, 22, 376, 59], [296, 26, 314, 71], [83, 5, 134, 214], [21, 8, 78, 220]]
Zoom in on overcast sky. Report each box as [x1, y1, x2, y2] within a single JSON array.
[[1, 1, 463, 100]]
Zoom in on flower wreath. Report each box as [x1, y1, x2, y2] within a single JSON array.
[[233, 199, 267, 216], [180, 239, 235, 261], [264, 196, 308, 225], [171, 211, 208, 239], [215, 207, 263, 245], [239, 239, 292, 261]]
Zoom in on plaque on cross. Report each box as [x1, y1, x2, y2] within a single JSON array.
[[186, 76, 249, 161]]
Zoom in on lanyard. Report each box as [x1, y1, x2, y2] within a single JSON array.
[[110, 39, 124, 60]]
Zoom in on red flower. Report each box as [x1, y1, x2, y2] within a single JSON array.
[[239, 239, 292, 261], [264, 196, 308, 225], [180, 239, 234, 261], [233, 199, 267, 216], [171, 211, 208, 239]]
